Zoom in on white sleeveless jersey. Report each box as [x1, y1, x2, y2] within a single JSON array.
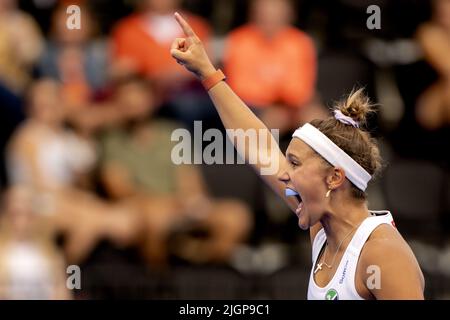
[[307, 210, 395, 300]]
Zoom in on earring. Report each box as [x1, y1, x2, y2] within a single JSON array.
[[325, 189, 332, 198]]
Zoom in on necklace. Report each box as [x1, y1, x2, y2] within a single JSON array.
[[314, 226, 357, 274]]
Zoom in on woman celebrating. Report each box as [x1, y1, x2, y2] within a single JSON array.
[[170, 13, 424, 300]]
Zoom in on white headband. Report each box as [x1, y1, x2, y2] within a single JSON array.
[[292, 123, 371, 191]]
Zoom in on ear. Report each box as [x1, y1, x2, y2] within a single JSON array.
[[325, 167, 346, 190]]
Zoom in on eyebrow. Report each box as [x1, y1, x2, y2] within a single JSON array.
[[286, 152, 300, 161]]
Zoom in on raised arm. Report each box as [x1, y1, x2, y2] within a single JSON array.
[[170, 13, 298, 212]]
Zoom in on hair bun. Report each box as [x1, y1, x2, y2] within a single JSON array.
[[335, 88, 374, 126]]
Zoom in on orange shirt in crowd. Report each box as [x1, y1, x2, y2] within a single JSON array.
[[112, 12, 210, 78], [224, 24, 317, 108]]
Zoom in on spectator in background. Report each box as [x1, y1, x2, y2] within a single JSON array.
[[38, 1, 123, 157], [7, 79, 97, 191], [111, 0, 214, 126], [99, 76, 252, 267], [223, 0, 323, 134], [0, 0, 43, 94], [0, 186, 70, 300], [38, 1, 108, 115], [416, 0, 450, 130], [6, 79, 140, 264]]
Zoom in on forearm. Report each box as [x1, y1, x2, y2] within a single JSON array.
[[207, 81, 268, 132], [207, 80, 282, 168]]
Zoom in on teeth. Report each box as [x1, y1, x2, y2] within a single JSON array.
[[296, 203, 303, 214]]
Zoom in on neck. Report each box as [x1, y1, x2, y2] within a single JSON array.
[[146, 8, 175, 17], [253, 23, 285, 39], [320, 192, 369, 254]]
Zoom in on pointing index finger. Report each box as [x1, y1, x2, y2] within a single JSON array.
[[174, 12, 198, 39]]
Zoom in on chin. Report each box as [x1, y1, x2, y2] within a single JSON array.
[[298, 222, 309, 231], [297, 214, 310, 231]]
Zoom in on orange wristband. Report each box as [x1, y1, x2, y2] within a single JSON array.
[[201, 69, 226, 91]]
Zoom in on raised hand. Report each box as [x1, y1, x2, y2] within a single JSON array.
[[170, 12, 216, 79]]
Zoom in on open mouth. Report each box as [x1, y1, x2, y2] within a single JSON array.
[[285, 187, 302, 203], [285, 188, 303, 217]]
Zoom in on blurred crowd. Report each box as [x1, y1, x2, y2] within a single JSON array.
[[0, 0, 449, 299]]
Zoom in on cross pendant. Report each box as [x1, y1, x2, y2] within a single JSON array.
[[314, 263, 323, 274]]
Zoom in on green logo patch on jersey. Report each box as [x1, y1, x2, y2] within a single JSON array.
[[325, 288, 339, 300]]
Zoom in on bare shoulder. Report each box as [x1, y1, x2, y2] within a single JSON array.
[[9, 121, 37, 144], [358, 224, 425, 299], [8, 121, 47, 154], [362, 224, 418, 263]]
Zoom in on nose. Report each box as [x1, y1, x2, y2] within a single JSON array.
[[278, 169, 290, 184]]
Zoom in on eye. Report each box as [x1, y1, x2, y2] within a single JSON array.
[[289, 159, 299, 168]]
